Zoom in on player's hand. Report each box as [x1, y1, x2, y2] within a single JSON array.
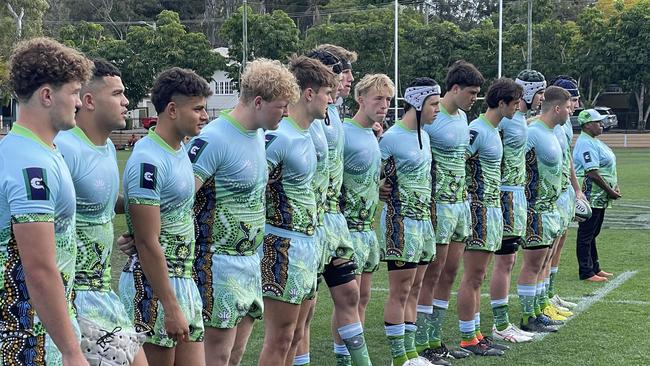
[[117, 233, 137, 256], [608, 189, 622, 200], [164, 305, 190, 343], [575, 190, 586, 202], [372, 122, 384, 139], [62, 352, 90, 366], [379, 182, 392, 202]]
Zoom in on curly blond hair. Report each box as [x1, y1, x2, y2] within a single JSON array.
[[314, 44, 358, 63], [9, 37, 93, 101], [240, 58, 300, 104], [354, 74, 395, 101]]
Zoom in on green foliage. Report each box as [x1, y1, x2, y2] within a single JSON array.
[[58, 10, 226, 110], [220, 5, 301, 82]]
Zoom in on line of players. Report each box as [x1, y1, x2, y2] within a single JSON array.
[[0, 36, 587, 366]]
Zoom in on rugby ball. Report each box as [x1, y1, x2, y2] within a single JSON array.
[[575, 198, 592, 222]]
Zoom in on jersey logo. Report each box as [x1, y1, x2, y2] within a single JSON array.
[[140, 163, 157, 190], [187, 138, 207, 163], [469, 130, 479, 145], [22, 167, 49, 200], [583, 151, 592, 163], [265, 134, 278, 148]]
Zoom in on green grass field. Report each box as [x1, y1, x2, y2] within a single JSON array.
[[112, 149, 650, 366]]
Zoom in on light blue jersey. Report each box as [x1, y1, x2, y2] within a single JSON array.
[[320, 105, 345, 214], [55, 127, 119, 291], [123, 128, 196, 278], [309, 120, 329, 226], [265, 117, 317, 236], [525, 120, 563, 212], [423, 103, 469, 203], [0, 124, 77, 353], [340, 118, 381, 232], [573, 132, 618, 209], [190, 111, 268, 256], [466, 115, 503, 207], [499, 111, 528, 187], [380, 120, 432, 220], [554, 118, 574, 191]]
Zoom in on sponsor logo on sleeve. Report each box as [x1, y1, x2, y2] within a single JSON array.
[[22, 167, 49, 200], [187, 138, 207, 163], [583, 151, 592, 163], [140, 163, 157, 190], [469, 130, 479, 145], [265, 134, 278, 148]]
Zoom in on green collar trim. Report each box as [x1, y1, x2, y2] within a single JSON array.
[[10, 124, 52, 150], [148, 127, 180, 154]]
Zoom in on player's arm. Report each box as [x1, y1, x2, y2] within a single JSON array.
[[195, 176, 204, 192], [569, 156, 586, 201], [129, 203, 189, 341], [585, 169, 621, 199], [378, 136, 392, 202], [14, 222, 87, 363], [114, 193, 125, 215]]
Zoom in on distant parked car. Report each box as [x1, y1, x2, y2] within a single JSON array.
[[570, 106, 618, 131], [142, 116, 158, 130]]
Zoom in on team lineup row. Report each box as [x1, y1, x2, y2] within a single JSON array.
[[0, 37, 619, 366]]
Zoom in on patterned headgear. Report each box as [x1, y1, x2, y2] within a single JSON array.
[[515, 69, 546, 104], [404, 82, 441, 150], [404, 85, 441, 112]]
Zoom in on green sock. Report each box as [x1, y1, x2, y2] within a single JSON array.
[[404, 323, 419, 359], [492, 303, 510, 331], [335, 354, 352, 366], [338, 323, 372, 366], [518, 284, 536, 325], [540, 289, 550, 311], [428, 301, 448, 349], [415, 307, 432, 353], [548, 267, 558, 298], [386, 323, 409, 366], [534, 291, 542, 317], [334, 343, 352, 366]]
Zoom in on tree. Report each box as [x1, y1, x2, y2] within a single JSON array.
[[610, 0, 650, 130], [220, 5, 300, 82], [59, 10, 226, 109], [573, 6, 612, 107], [0, 0, 48, 104]]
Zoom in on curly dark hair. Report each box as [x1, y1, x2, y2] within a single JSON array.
[[9, 37, 93, 101], [151, 67, 212, 114], [91, 58, 121, 79]]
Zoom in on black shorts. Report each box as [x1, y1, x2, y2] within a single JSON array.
[[495, 236, 521, 255]]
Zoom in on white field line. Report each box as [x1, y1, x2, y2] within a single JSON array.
[[371, 271, 641, 308], [535, 270, 637, 339]]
